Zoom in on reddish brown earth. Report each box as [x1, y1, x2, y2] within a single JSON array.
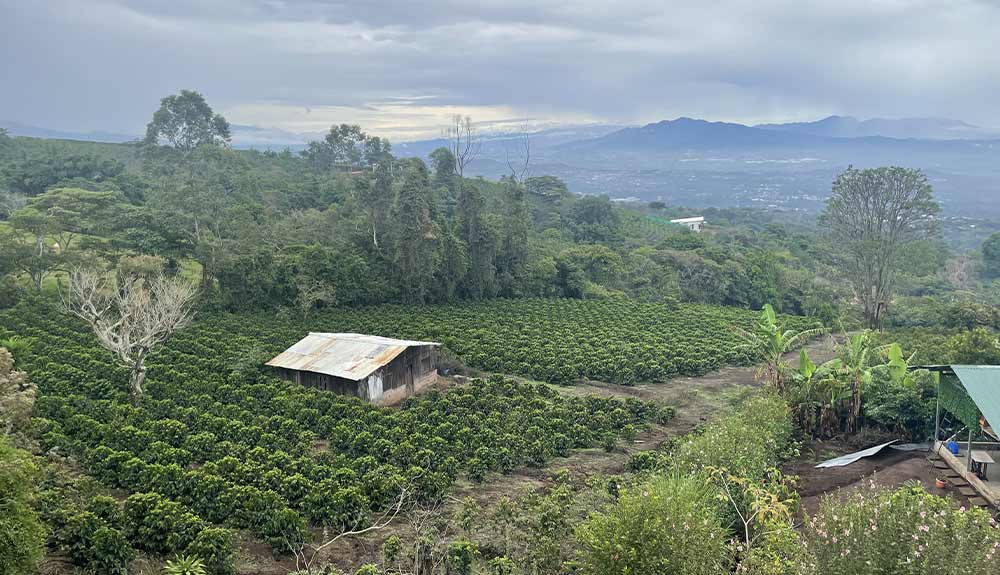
[[790, 439, 982, 518]]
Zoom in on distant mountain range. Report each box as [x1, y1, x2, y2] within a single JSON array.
[[755, 115, 993, 140], [0, 120, 320, 149], [4, 115, 1000, 218], [5, 115, 997, 150], [393, 117, 1000, 220], [0, 120, 138, 144]]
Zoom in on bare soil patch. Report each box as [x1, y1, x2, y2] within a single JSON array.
[[789, 439, 979, 517]]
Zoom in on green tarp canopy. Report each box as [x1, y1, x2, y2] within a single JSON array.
[[940, 365, 1000, 434]]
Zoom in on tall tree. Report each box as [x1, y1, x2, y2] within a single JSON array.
[[429, 147, 459, 219], [5, 153, 125, 197], [445, 115, 479, 178], [497, 176, 530, 295], [434, 222, 468, 300], [355, 159, 395, 253], [820, 167, 939, 329], [63, 269, 198, 404], [568, 195, 621, 244], [392, 161, 438, 303], [0, 207, 61, 291], [302, 124, 389, 173], [146, 146, 258, 290], [144, 90, 231, 150], [457, 182, 496, 299], [982, 232, 1000, 278]]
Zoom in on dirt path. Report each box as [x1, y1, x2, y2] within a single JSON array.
[[240, 335, 843, 573], [445, 335, 844, 520], [558, 333, 840, 435]]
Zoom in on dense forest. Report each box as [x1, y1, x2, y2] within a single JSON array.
[[2, 91, 1000, 575]]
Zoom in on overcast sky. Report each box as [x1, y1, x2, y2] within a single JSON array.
[[4, 0, 1000, 141]]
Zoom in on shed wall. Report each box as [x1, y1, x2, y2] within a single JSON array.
[[272, 344, 438, 404]]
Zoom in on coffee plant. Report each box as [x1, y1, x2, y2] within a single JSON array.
[[200, 298, 815, 385], [0, 298, 672, 562]]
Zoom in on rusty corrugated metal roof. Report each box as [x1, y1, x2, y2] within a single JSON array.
[[265, 333, 439, 381]]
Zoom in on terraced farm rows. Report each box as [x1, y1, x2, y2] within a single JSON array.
[[235, 298, 819, 384], [0, 300, 669, 563]]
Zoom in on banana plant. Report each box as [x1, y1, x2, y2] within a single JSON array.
[[788, 348, 843, 437], [741, 304, 829, 392], [880, 342, 917, 386]]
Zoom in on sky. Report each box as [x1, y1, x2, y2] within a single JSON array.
[[3, 0, 1000, 143]]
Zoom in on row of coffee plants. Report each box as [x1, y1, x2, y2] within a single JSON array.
[[36, 468, 235, 575], [211, 298, 818, 385], [0, 300, 671, 563]]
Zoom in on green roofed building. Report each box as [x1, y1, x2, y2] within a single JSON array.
[[922, 365, 1000, 506]]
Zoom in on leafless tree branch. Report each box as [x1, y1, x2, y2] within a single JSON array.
[[62, 268, 198, 404]]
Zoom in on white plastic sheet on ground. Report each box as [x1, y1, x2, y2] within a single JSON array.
[[814, 440, 899, 468]]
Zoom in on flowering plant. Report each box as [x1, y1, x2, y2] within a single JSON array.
[[805, 482, 1000, 575]]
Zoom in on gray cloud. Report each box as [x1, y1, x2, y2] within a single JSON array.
[[3, 0, 999, 140]]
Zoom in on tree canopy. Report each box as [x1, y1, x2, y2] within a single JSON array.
[[143, 90, 231, 150], [820, 166, 940, 329]]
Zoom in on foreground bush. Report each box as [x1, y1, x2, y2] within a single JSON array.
[[575, 473, 730, 575], [671, 393, 794, 479], [0, 438, 47, 575], [805, 483, 1000, 575]]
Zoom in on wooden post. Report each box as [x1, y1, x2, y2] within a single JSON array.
[[934, 374, 941, 444], [967, 428, 974, 471]]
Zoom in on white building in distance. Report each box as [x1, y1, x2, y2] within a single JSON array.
[[669, 216, 705, 232]]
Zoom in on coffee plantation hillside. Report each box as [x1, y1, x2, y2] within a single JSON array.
[[197, 298, 819, 385], [0, 299, 672, 569]]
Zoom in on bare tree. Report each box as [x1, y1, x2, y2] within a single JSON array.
[[504, 125, 531, 184], [294, 276, 336, 319], [284, 488, 409, 574], [62, 269, 198, 404], [445, 115, 480, 179], [820, 167, 939, 330]]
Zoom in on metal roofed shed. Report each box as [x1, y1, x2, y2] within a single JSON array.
[[266, 333, 440, 404], [921, 364, 1000, 507]]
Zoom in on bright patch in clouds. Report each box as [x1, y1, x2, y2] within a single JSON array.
[[223, 100, 600, 142], [2, 0, 1000, 137]]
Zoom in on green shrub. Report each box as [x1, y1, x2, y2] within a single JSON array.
[[122, 492, 206, 554], [671, 393, 793, 480], [0, 438, 47, 575], [575, 473, 730, 575], [949, 327, 1000, 364], [87, 494, 123, 526], [487, 557, 515, 575], [446, 539, 480, 575], [163, 554, 208, 575], [87, 527, 134, 575], [185, 528, 235, 575], [805, 483, 1000, 575], [382, 534, 402, 564], [63, 511, 105, 564], [623, 451, 661, 473], [864, 368, 936, 439]]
